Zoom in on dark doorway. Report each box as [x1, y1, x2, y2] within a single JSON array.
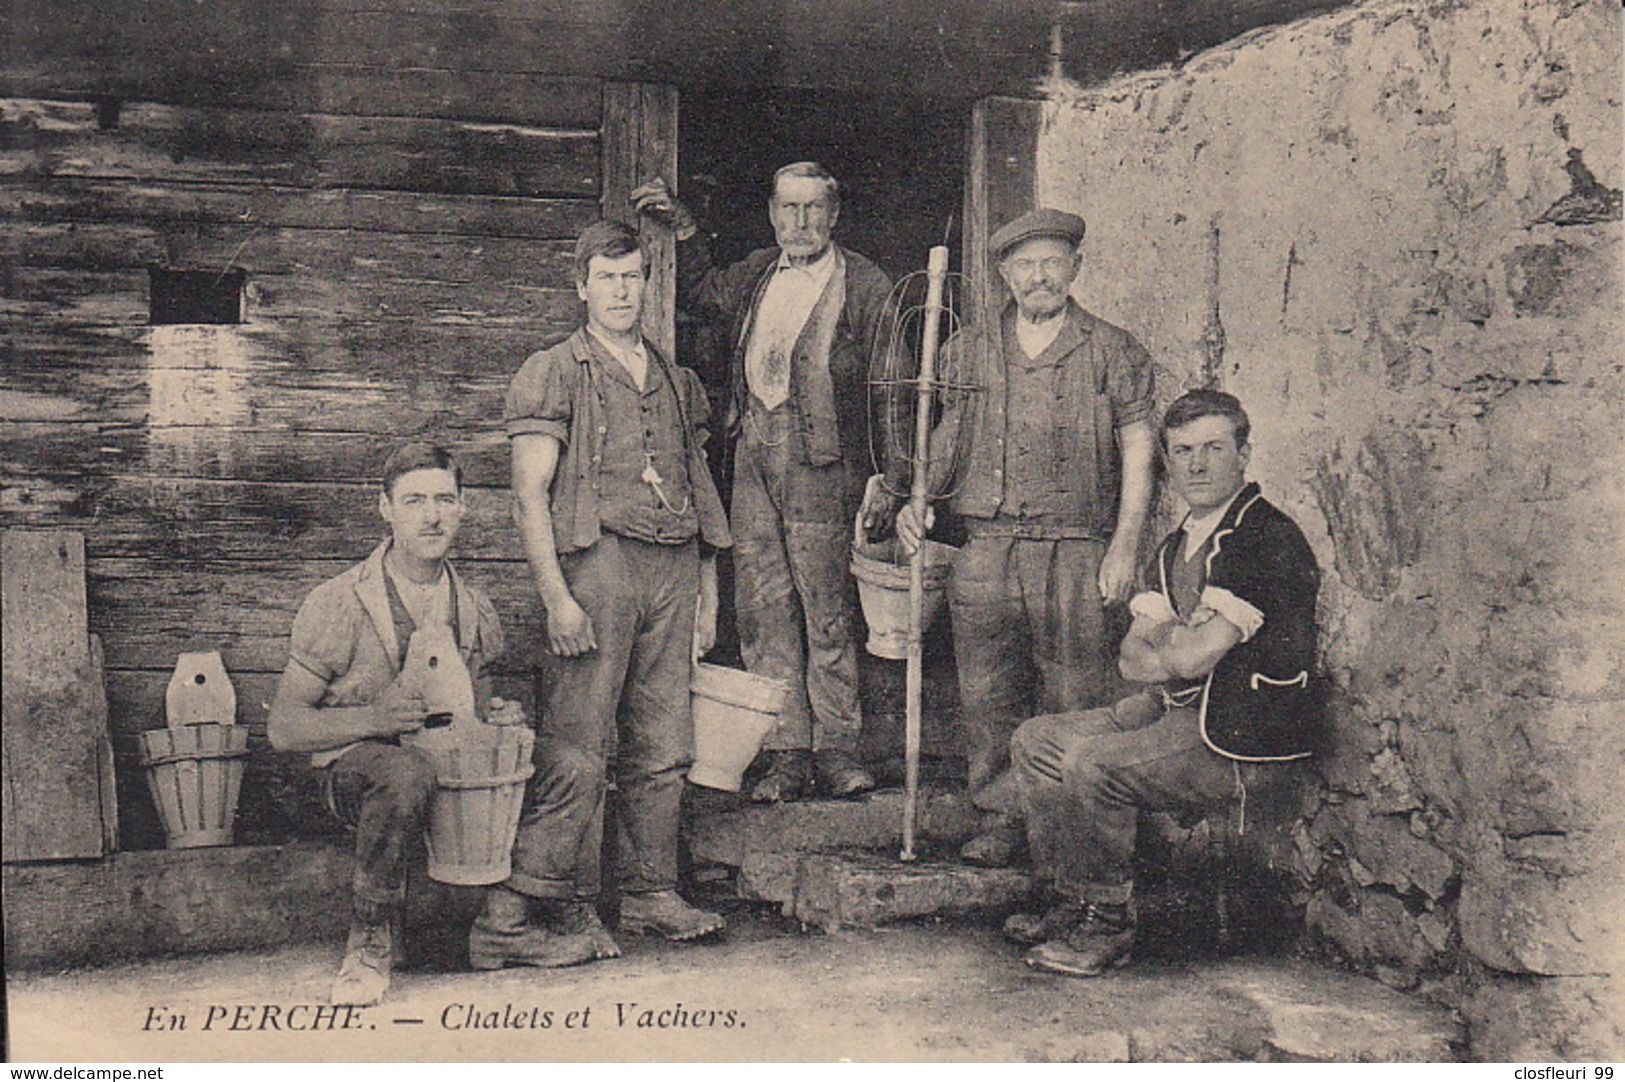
[[675, 83, 969, 457], [675, 86, 968, 769], [678, 87, 968, 284]]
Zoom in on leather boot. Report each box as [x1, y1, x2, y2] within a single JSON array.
[[749, 750, 812, 803], [960, 814, 1026, 867], [619, 890, 726, 941], [535, 898, 622, 960], [468, 887, 600, 970], [1024, 897, 1136, 977], [332, 916, 393, 1006], [814, 749, 876, 799], [1003, 898, 1086, 946]]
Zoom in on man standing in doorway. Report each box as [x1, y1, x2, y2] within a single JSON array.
[[633, 164, 896, 802], [897, 208, 1157, 866], [505, 219, 734, 953], [1006, 389, 1321, 977]]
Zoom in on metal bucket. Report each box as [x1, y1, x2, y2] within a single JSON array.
[[850, 537, 958, 660], [413, 723, 535, 886], [689, 662, 789, 792], [139, 723, 249, 849]]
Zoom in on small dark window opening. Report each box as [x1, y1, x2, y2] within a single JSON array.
[[148, 268, 246, 325], [94, 96, 121, 130]]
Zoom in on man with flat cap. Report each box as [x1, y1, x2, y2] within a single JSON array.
[[897, 207, 1157, 866]]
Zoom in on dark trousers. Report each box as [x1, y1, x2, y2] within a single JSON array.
[[326, 741, 438, 919], [510, 534, 698, 899], [731, 406, 864, 753], [1014, 692, 1295, 902], [949, 533, 1115, 817]]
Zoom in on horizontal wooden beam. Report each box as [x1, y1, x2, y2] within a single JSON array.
[[1, 479, 525, 561], [0, 179, 600, 240], [4, 219, 576, 282], [2, 423, 522, 487], [1, 59, 606, 126], [2, 99, 600, 197], [3, 837, 498, 969], [3, 840, 355, 967], [3, 272, 581, 353], [1, 357, 531, 434], [86, 557, 554, 675]]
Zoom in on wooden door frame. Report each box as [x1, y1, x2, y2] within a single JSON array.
[[601, 81, 679, 360], [962, 96, 1042, 323]]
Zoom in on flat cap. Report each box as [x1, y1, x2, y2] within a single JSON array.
[[989, 207, 1086, 259]]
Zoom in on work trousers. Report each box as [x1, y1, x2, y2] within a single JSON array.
[[510, 534, 698, 900], [731, 404, 864, 753], [326, 741, 438, 920], [949, 532, 1114, 817], [1013, 692, 1298, 902]]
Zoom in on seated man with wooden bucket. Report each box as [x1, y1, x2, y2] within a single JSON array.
[[1006, 389, 1322, 977], [269, 443, 598, 1007]]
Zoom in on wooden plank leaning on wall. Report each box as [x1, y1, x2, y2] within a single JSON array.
[[2, 530, 118, 861]]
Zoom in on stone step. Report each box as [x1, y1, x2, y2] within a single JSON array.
[[687, 784, 983, 868], [783, 850, 1036, 932]]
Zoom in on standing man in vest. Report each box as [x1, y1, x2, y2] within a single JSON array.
[[1005, 389, 1321, 977], [897, 208, 1157, 866], [633, 164, 896, 802], [269, 442, 599, 1008], [505, 219, 735, 953]]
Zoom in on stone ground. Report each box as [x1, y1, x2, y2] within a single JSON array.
[[5, 899, 1463, 1063]]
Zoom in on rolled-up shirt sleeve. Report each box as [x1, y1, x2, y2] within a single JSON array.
[[1107, 334, 1154, 428], [287, 584, 358, 684], [1129, 589, 1178, 625], [1199, 585, 1266, 643], [504, 351, 573, 443]]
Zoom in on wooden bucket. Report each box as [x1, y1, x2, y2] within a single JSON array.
[[849, 536, 957, 660], [139, 723, 249, 849], [414, 723, 535, 886], [689, 662, 789, 792]]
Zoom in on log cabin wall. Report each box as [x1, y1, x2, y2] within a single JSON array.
[[1, 3, 676, 850]]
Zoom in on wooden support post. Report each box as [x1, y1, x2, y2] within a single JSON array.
[[601, 81, 679, 361], [963, 96, 1041, 327]]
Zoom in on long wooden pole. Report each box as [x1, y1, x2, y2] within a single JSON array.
[[901, 245, 950, 862]]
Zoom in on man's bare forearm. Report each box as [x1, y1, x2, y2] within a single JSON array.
[[514, 493, 572, 610], [1112, 421, 1155, 549]]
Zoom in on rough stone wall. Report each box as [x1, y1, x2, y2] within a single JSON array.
[[1037, 0, 1622, 1058]]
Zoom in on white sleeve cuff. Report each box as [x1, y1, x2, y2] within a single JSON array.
[[1199, 586, 1265, 643], [1129, 590, 1178, 625]]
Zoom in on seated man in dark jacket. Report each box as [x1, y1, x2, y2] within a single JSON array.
[[1007, 388, 1322, 977]]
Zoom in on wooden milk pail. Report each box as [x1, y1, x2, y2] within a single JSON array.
[[688, 662, 789, 792], [849, 536, 958, 660], [140, 651, 248, 849], [398, 625, 533, 885], [410, 722, 535, 886]]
